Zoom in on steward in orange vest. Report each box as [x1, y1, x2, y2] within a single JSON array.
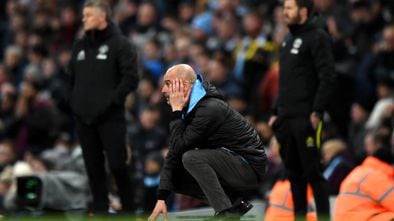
[[334, 150, 394, 221], [265, 179, 317, 221]]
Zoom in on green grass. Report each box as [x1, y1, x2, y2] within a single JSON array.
[[2, 214, 150, 221]]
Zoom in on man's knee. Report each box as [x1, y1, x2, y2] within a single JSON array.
[[182, 150, 206, 172], [182, 150, 201, 169]]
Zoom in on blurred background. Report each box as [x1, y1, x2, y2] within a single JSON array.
[[0, 0, 393, 218]]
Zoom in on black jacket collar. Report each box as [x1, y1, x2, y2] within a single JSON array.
[[288, 22, 314, 36], [288, 15, 319, 35], [84, 21, 120, 46]]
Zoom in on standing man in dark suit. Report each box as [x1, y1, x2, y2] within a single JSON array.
[[269, 0, 336, 219], [68, 0, 139, 214]]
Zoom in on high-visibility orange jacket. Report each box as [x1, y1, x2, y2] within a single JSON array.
[[265, 180, 317, 221], [334, 156, 394, 221]]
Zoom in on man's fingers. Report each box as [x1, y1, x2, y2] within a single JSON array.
[[163, 211, 168, 221], [175, 78, 180, 92], [268, 116, 277, 127], [174, 79, 178, 92], [171, 80, 175, 93], [179, 79, 184, 93], [171, 79, 182, 94]]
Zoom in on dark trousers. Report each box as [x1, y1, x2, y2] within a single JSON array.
[[173, 148, 259, 213], [76, 111, 134, 213], [273, 117, 330, 219]]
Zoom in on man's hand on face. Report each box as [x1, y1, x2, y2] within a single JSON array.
[[169, 78, 191, 112]]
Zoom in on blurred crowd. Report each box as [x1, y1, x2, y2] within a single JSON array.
[[0, 0, 394, 216]]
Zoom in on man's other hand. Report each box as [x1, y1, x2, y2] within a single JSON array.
[[268, 115, 278, 128], [148, 200, 167, 221], [310, 112, 321, 129]]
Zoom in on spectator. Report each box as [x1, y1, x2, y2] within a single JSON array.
[[365, 78, 394, 131], [127, 105, 167, 212], [174, 34, 193, 64], [0, 141, 15, 173], [3, 45, 25, 87], [130, 2, 160, 48], [371, 25, 394, 82], [142, 38, 165, 82], [347, 102, 370, 162], [257, 61, 279, 120], [205, 52, 242, 100], [233, 10, 273, 117], [13, 80, 58, 158], [349, 0, 383, 55], [141, 151, 164, 213], [53, 6, 79, 50], [128, 105, 167, 163], [0, 83, 17, 140], [363, 130, 390, 157], [209, 11, 239, 53], [191, 10, 213, 43], [127, 77, 158, 119], [178, 2, 195, 25], [114, 0, 138, 36], [321, 139, 354, 195]]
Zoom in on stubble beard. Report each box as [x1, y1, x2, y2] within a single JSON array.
[[286, 11, 302, 25]]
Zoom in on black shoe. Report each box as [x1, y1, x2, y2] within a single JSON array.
[[207, 199, 253, 221], [213, 211, 241, 221], [231, 198, 253, 215]]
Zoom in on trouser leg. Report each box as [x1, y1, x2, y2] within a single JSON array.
[[291, 118, 330, 218], [181, 149, 258, 213], [99, 111, 135, 212], [76, 121, 108, 212], [274, 117, 307, 217]]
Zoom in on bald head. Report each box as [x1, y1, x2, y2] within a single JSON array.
[[162, 64, 197, 105], [165, 64, 197, 83]]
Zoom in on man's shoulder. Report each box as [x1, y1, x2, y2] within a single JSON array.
[[194, 97, 227, 115], [299, 27, 331, 50], [306, 27, 330, 41], [108, 33, 130, 44], [108, 35, 136, 54], [199, 96, 225, 107], [315, 27, 330, 38]]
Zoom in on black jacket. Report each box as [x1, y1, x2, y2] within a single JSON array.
[[68, 22, 139, 124], [276, 18, 336, 117], [158, 81, 266, 198]]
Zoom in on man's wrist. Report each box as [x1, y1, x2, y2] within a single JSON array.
[[157, 189, 171, 200], [171, 106, 183, 112], [171, 111, 182, 120]]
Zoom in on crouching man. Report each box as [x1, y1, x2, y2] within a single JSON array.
[[148, 64, 266, 220]]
